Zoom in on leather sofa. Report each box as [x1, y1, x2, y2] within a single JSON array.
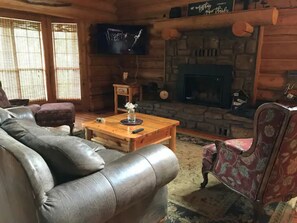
[[0, 107, 179, 223]]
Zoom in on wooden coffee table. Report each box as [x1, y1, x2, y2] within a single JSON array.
[[82, 113, 180, 152]]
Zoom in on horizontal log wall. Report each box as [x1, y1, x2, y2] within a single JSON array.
[[117, 0, 165, 97], [256, 8, 297, 102], [87, 55, 120, 111], [118, 33, 165, 89]]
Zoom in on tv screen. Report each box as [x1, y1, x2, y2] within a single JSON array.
[[90, 23, 148, 55]]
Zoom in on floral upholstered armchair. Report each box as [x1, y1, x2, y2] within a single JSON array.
[[201, 102, 297, 219]]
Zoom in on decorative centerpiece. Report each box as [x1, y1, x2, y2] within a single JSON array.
[[125, 102, 137, 123]]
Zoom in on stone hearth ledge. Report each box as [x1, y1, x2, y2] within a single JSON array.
[[137, 100, 253, 138]]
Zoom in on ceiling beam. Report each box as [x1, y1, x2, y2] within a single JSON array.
[[26, 0, 71, 7], [154, 8, 279, 32], [62, 0, 116, 13], [0, 0, 117, 22]]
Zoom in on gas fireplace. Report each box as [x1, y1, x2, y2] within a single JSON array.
[[177, 64, 233, 108]]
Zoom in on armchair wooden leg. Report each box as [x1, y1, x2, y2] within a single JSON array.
[[200, 172, 209, 188], [158, 217, 166, 223], [253, 201, 266, 223]]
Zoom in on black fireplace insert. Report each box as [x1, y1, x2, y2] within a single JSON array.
[[177, 64, 233, 108]]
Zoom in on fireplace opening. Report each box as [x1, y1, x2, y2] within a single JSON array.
[[185, 75, 225, 106], [177, 64, 233, 108]]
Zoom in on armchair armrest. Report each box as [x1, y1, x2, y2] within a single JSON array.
[[40, 145, 179, 223], [9, 99, 29, 106], [215, 138, 252, 155]]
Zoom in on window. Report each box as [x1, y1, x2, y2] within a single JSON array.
[[0, 16, 82, 102], [52, 23, 81, 100], [0, 17, 47, 101]]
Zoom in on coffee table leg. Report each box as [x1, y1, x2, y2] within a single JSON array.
[[169, 126, 177, 152], [85, 128, 92, 140]]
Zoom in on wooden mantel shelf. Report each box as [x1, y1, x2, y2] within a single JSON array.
[[153, 7, 278, 34]]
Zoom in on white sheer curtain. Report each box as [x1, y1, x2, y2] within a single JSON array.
[[0, 17, 47, 101], [52, 23, 81, 100]]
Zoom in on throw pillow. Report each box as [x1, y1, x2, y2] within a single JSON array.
[[0, 87, 11, 108], [1, 119, 105, 178]]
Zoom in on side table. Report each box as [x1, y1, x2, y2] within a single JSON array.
[[113, 84, 142, 113]]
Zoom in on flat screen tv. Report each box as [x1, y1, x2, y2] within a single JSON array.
[[90, 23, 148, 55]]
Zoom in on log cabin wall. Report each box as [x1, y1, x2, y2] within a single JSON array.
[[256, 8, 297, 102], [116, 33, 165, 100], [86, 25, 120, 111], [1, 0, 297, 111]]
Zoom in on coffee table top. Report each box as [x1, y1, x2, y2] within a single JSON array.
[[82, 113, 179, 140]]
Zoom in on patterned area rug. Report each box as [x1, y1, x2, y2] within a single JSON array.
[[57, 128, 297, 223], [166, 134, 297, 223]]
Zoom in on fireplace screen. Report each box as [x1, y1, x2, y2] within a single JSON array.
[[185, 75, 224, 106], [177, 64, 233, 108]]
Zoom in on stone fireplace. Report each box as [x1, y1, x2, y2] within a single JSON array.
[[138, 27, 259, 138], [165, 27, 259, 105]]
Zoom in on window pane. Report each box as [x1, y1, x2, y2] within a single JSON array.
[[0, 71, 18, 98], [19, 70, 46, 100], [0, 17, 47, 101], [56, 69, 81, 99], [52, 23, 81, 100]]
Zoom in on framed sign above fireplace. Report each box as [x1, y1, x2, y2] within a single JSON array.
[[188, 0, 234, 16]]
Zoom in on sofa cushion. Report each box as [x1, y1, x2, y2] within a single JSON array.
[[1, 119, 105, 178]]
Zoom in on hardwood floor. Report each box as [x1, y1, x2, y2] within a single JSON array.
[[74, 111, 228, 141], [75, 111, 113, 130]]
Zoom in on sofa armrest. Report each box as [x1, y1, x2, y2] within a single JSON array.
[[6, 106, 36, 122], [40, 145, 179, 223]]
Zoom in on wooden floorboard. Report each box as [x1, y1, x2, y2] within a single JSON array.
[[75, 111, 113, 130], [74, 111, 228, 141]]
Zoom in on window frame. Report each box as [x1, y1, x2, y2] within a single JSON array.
[[0, 10, 84, 105]]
